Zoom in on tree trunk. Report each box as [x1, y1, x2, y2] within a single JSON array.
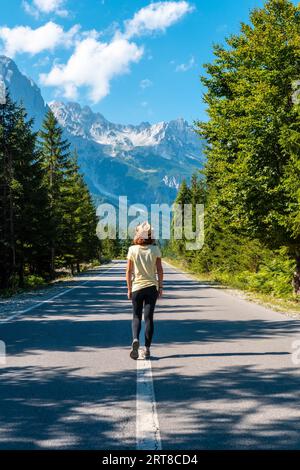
[[8, 150, 16, 274], [50, 246, 55, 279], [292, 252, 300, 295], [76, 262, 80, 273], [18, 258, 24, 288]]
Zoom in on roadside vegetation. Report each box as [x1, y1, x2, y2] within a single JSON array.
[[0, 96, 101, 296], [166, 0, 300, 308]]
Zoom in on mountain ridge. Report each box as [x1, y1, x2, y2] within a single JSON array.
[[0, 55, 49, 130], [0, 55, 204, 206]]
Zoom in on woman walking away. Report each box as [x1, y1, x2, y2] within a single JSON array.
[[126, 222, 163, 360]]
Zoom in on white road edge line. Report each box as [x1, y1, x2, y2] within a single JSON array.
[[136, 325, 161, 450], [0, 262, 118, 324]]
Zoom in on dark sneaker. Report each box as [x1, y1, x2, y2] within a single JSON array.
[[130, 339, 140, 360]]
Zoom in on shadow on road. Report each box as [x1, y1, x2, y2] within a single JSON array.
[[1, 262, 300, 449], [0, 364, 136, 449], [152, 363, 300, 450], [152, 351, 290, 360]]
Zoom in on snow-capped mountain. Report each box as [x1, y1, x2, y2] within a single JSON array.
[[50, 101, 201, 162], [0, 55, 204, 206], [49, 101, 204, 204]]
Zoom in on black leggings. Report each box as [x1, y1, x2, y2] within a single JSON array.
[[132, 285, 158, 348]]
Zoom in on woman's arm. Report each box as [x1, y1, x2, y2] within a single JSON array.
[[126, 259, 133, 299], [156, 257, 164, 297]]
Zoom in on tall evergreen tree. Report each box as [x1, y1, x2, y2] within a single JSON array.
[[39, 112, 100, 275], [39, 110, 72, 276], [59, 151, 99, 273], [0, 94, 49, 288], [0, 93, 17, 288], [12, 107, 50, 285], [171, 179, 191, 256]]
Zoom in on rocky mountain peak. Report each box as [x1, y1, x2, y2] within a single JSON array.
[[0, 55, 204, 206], [0, 55, 48, 130]]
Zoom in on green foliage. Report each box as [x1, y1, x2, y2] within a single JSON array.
[[197, 0, 300, 258], [24, 275, 47, 289], [170, 0, 300, 299], [100, 230, 131, 260], [0, 94, 50, 288], [38, 111, 100, 276], [210, 247, 294, 298], [0, 96, 101, 292], [247, 255, 294, 296], [170, 173, 206, 259]]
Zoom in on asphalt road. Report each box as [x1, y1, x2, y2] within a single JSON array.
[[1, 260, 300, 450]]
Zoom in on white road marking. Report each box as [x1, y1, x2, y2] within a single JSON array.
[[136, 324, 161, 450], [0, 263, 117, 323]]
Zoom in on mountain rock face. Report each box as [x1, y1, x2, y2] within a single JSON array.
[[50, 101, 204, 206], [0, 56, 204, 207], [0, 55, 49, 130], [50, 101, 200, 162]]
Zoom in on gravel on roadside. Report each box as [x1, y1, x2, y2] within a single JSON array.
[[0, 265, 105, 321]]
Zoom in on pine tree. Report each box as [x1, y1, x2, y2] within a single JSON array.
[[12, 106, 50, 285], [0, 94, 49, 288], [75, 175, 100, 267], [0, 93, 17, 288], [39, 110, 72, 276], [39, 113, 100, 275], [171, 179, 191, 257], [59, 150, 100, 273]]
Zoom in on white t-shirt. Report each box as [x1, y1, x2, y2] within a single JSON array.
[[127, 244, 162, 293]]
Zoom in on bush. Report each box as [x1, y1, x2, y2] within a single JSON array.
[[24, 275, 46, 289], [247, 251, 294, 297], [207, 248, 295, 298]]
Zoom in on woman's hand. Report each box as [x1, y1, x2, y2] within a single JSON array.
[[127, 289, 132, 300], [158, 288, 163, 297]]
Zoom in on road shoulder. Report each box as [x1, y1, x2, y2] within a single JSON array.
[[0, 263, 114, 322], [163, 259, 300, 320]]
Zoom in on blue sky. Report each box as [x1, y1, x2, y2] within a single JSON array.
[[0, 0, 292, 125]]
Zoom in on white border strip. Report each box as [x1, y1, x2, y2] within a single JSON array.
[[0, 262, 117, 323]]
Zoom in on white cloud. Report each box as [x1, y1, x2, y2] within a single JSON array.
[[33, 0, 65, 13], [33, 56, 50, 67], [140, 78, 153, 89], [124, 1, 194, 39], [176, 55, 196, 72], [40, 35, 144, 102], [22, 1, 39, 17], [10, 1, 195, 104], [0, 22, 79, 57], [23, 0, 68, 17]]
